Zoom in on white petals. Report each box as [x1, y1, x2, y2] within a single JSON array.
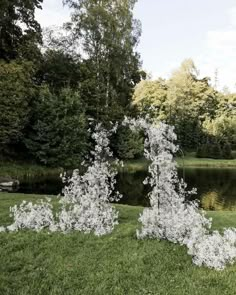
[[2, 117, 236, 270], [125, 116, 236, 270], [4, 123, 121, 236]]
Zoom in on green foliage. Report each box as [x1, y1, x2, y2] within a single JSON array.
[[166, 59, 218, 122], [196, 143, 210, 158], [203, 115, 236, 147], [174, 117, 203, 150], [132, 59, 235, 154], [64, 0, 142, 122], [133, 79, 168, 119], [0, 0, 42, 61], [209, 142, 222, 159], [0, 60, 35, 153], [113, 126, 144, 159], [196, 141, 233, 159], [24, 87, 88, 167], [37, 49, 82, 92], [1, 0, 235, 166], [222, 142, 233, 159], [217, 92, 236, 117], [132, 59, 223, 151]]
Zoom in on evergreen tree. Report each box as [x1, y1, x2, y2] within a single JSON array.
[[24, 87, 88, 167]]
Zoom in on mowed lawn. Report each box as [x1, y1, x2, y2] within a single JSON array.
[[1, 193, 236, 295]]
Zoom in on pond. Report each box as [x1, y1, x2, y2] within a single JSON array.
[[9, 167, 236, 210], [116, 168, 236, 210]]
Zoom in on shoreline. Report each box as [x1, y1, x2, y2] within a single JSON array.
[[1, 156, 236, 180]]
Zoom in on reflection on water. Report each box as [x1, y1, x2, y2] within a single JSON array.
[[12, 167, 236, 210], [117, 168, 236, 210], [18, 175, 63, 196], [201, 191, 224, 211], [184, 168, 236, 210]]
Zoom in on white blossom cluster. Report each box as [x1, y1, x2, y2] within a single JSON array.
[[186, 228, 236, 270], [124, 116, 236, 270], [58, 123, 122, 235], [2, 124, 121, 236], [7, 199, 55, 232], [2, 117, 236, 270]]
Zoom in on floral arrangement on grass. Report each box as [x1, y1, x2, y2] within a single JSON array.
[[57, 123, 122, 235], [1, 123, 122, 236], [1, 116, 236, 270], [123, 116, 236, 270]]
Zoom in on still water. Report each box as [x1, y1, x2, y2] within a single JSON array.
[[15, 168, 236, 210]]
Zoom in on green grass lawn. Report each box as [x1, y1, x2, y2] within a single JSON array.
[[1, 193, 236, 294], [177, 151, 236, 168]]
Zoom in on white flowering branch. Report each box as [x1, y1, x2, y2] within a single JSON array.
[[58, 123, 122, 235], [2, 123, 122, 236], [123, 116, 236, 270], [2, 117, 236, 269]]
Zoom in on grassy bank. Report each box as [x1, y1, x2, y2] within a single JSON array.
[[122, 153, 236, 171], [177, 155, 236, 168], [1, 193, 236, 294], [0, 162, 63, 180], [1, 152, 236, 181]]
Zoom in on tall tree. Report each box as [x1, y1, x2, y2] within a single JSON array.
[[64, 0, 142, 122], [167, 59, 218, 121], [132, 78, 168, 119], [132, 59, 220, 150], [37, 49, 82, 92], [0, 60, 35, 155], [0, 0, 43, 61]]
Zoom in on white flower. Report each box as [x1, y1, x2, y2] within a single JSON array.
[[125, 116, 236, 270], [4, 123, 121, 236], [3, 116, 236, 270]]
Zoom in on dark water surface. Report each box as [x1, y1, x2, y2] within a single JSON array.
[[14, 168, 236, 209]]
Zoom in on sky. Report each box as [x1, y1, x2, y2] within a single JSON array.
[[36, 0, 236, 91]]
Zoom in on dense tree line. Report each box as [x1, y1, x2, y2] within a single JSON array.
[[0, 0, 144, 166], [133, 59, 236, 157], [0, 1, 235, 167]]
